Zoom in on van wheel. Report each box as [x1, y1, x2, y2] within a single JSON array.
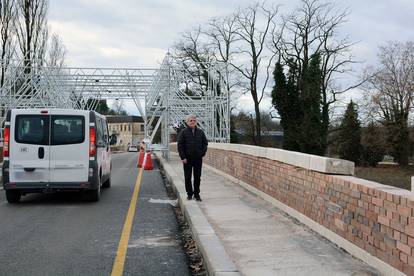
[[102, 165, 112, 188], [88, 185, 101, 202], [102, 176, 111, 188], [6, 190, 21, 203], [87, 174, 101, 202]]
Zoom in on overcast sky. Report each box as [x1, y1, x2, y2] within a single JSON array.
[[48, 0, 414, 114]]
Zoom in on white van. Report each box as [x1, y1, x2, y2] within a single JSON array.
[[1, 108, 113, 203]]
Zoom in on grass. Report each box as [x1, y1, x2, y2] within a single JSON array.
[[355, 164, 414, 190]]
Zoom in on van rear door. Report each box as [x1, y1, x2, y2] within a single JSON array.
[[49, 110, 89, 183], [9, 110, 50, 183]]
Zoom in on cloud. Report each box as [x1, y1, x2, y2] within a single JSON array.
[[48, 0, 261, 68], [49, 0, 414, 69], [47, 0, 414, 114], [343, 0, 414, 61]]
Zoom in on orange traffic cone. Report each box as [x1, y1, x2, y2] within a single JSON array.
[[143, 152, 154, 170], [137, 148, 145, 168]]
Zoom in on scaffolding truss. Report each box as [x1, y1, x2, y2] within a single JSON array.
[[0, 54, 230, 154]]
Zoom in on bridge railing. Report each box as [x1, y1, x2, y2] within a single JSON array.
[[170, 142, 412, 276]]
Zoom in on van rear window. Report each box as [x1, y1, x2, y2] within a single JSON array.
[[15, 115, 49, 145], [51, 116, 85, 145]]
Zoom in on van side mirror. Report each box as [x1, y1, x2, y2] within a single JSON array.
[[110, 135, 117, 145], [97, 140, 106, 147]]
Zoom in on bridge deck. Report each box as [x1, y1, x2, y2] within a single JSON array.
[[160, 152, 379, 276]]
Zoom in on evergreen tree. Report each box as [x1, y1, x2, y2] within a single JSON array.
[[95, 100, 110, 115], [285, 61, 302, 151], [299, 53, 323, 155], [385, 118, 410, 167], [361, 121, 385, 167], [272, 62, 301, 151], [338, 101, 361, 164], [272, 63, 288, 145], [272, 55, 324, 155]]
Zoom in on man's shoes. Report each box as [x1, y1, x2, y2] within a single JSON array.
[[187, 196, 193, 200], [194, 196, 202, 202]]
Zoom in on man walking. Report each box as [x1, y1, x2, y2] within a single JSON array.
[[177, 114, 208, 201]]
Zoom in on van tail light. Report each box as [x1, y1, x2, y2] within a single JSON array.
[[3, 127, 10, 157], [89, 127, 96, 156]]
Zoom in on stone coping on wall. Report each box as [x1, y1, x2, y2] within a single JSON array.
[[172, 142, 355, 175], [335, 175, 414, 200]]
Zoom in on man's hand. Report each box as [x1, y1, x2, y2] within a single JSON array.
[[182, 158, 187, 164]]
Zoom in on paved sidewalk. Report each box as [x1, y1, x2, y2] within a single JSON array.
[[159, 153, 379, 276]]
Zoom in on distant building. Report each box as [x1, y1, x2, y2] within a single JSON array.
[[234, 128, 284, 147], [261, 130, 284, 138], [261, 130, 284, 147], [106, 116, 145, 150]]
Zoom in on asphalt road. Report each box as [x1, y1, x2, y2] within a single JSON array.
[[0, 152, 190, 276]]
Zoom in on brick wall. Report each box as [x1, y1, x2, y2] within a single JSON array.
[[171, 143, 414, 275]]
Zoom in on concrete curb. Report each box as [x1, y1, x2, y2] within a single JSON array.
[[155, 153, 240, 276], [204, 163, 405, 276]]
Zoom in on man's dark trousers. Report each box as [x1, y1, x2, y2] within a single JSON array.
[[183, 158, 202, 198]]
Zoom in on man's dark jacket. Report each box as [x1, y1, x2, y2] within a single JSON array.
[[177, 127, 208, 160]]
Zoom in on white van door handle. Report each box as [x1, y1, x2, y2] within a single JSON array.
[[38, 147, 45, 159]]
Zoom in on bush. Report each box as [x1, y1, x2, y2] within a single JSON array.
[[360, 122, 386, 167], [338, 101, 361, 164], [361, 145, 385, 167]]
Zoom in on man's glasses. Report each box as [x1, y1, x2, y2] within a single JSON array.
[[189, 119, 196, 122]]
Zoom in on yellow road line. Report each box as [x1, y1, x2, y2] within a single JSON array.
[[111, 167, 144, 276]]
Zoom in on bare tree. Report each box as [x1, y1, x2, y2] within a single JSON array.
[[272, 0, 358, 152], [15, 0, 48, 71], [173, 14, 243, 99], [231, 2, 279, 145], [172, 26, 215, 96], [363, 41, 414, 166], [36, 24, 47, 66], [207, 16, 238, 64], [206, 15, 240, 93], [0, 0, 16, 86], [172, 17, 241, 139], [47, 33, 66, 68], [232, 111, 256, 145], [112, 99, 127, 115]]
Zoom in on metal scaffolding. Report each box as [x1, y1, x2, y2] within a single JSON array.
[[0, 54, 230, 155]]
